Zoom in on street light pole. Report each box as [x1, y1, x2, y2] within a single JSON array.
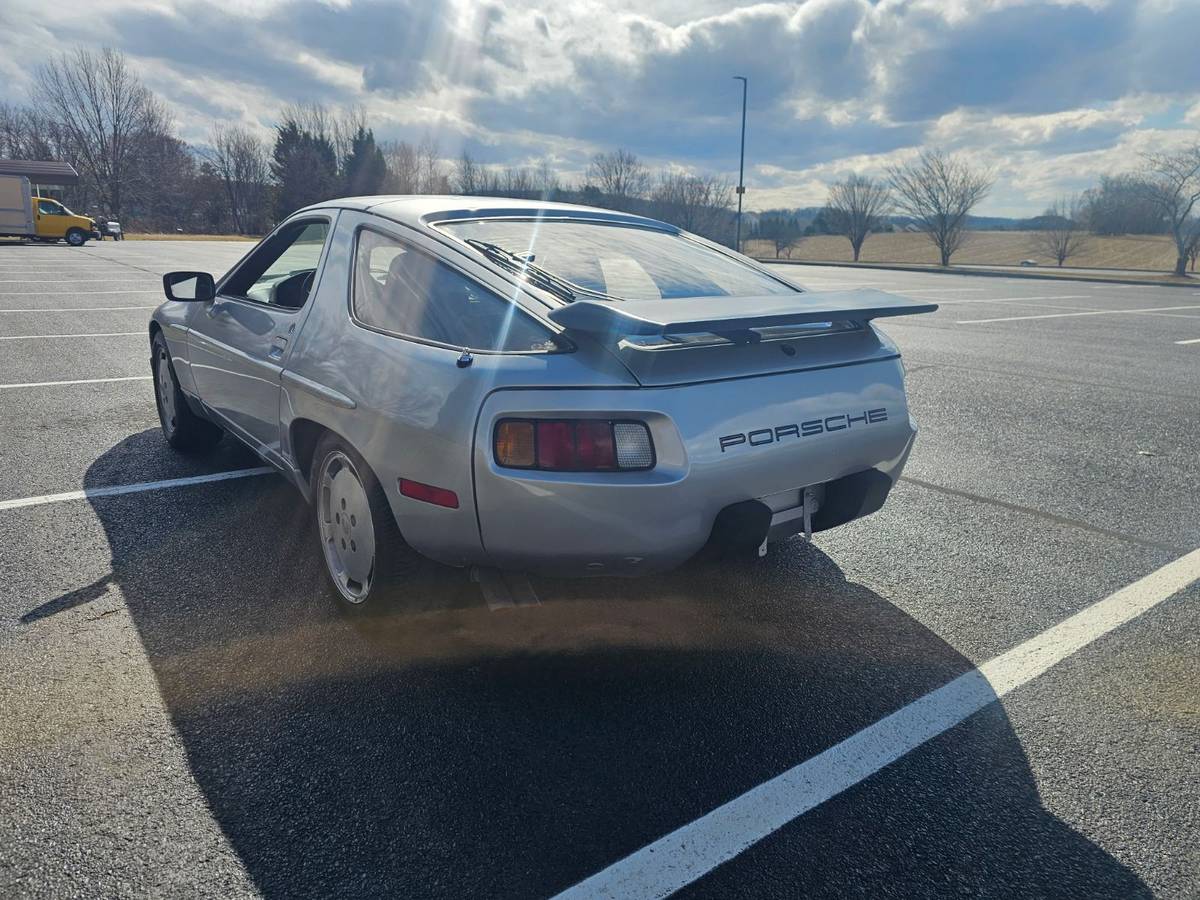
[[733, 75, 747, 252]]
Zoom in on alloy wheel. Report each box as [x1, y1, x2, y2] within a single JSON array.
[[156, 348, 177, 434], [317, 450, 377, 604]]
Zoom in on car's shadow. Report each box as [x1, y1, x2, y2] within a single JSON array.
[[69, 430, 1149, 898]]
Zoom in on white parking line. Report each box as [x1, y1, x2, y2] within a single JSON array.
[[895, 287, 986, 293], [0, 468, 273, 511], [0, 279, 156, 283], [0, 375, 152, 390], [932, 294, 1091, 306], [1176, 338, 1200, 345], [0, 306, 157, 313], [0, 290, 161, 296], [555, 547, 1200, 900], [0, 331, 143, 340], [958, 304, 1200, 325]]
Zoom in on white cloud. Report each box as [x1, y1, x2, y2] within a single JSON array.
[[0, 0, 1198, 217]]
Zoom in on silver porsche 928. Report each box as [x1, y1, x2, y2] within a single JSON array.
[[150, 197, 935, 611]]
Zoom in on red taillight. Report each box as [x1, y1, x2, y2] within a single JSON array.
[[494, 419, 651, 471], [575, 420, 617, 470], [536, 420, 576, 470], [399, 478, 459, 508]]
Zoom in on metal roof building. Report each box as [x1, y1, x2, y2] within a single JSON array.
[[0, 160, 80, 185]]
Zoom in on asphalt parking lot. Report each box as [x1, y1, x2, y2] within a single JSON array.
[[1, 239, 1198, 899]]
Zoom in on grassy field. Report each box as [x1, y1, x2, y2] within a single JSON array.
[[746, 231, 1189, 272]]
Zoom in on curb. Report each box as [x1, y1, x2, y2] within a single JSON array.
[[755, 258, 1200, 290]]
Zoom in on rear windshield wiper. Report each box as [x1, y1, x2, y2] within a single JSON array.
[[464, 238, 580, 304]]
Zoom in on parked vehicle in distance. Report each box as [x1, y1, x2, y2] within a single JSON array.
[[1020, 259, 1038, 267], [99, 219, 123, 240], [150, 197, 936, 611], [0, 170, 95, 246]]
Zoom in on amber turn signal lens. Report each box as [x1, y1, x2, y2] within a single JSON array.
[[495, 420, 536, 467]]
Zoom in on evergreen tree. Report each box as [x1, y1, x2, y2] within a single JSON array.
[[271, 118, 338, 220], [342, 125, 387, 196]]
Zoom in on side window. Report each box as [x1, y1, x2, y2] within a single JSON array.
[[352, 228, 557, 352], [222, 219, 329, 309], [38, 200, 61, 215]]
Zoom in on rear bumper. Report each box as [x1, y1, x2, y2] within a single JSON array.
[[471, 359, 916, 576]]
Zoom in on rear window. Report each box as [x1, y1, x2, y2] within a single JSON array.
[[352, 228, 557, 352], [437, 219, 798, 302]]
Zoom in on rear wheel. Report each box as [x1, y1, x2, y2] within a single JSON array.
[[66, 228, 87, 246], [312, 433, 407, 614], [152, 333, 222, 451]]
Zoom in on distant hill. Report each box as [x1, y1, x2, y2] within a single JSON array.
[[755, 206, 1037, 231]]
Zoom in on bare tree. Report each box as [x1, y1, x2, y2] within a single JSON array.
[[586, 149, 650, 200], [0, 103, 32, 158], [381, 137, 449, 194], [649, 172, 733, 242], [886, 150, 993, 267], [454, 151, 481, 194], [1029, 195, 1091, 267], [534, 158, 559, 198], [207, 124, 271, 235], [383, 140, 420, 193], [1184, 216, 1200, 273], [755, 214, 802, 258], [824, 175, 891, 262], [1078, 174, 1165, 235], [418, 135, 451, 194], [1141, 144, 1200, 276], [33, 47, 169, 218], [500, 166, 536, 196], [331, 105, 367, 171]]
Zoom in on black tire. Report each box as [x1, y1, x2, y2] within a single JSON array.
[[151, 332, 222, 451], [310, 432, 411, 615], [66, 228, 87, 246]]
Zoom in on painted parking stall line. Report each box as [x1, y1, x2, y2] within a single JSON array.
[[930, 294, 1091, 306], [0, 375, 153, 390], [894, 287, 987, 294], [0, 331, 144, 341], [1176, 338, 1200, 345], [555, 547, 1200, 900], [0, 306, 158, 313], [958, 304, 1200, 325], [0, 290, 162, 296], [0, 468, 273, 512]]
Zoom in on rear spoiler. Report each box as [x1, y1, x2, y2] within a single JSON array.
[[547, 289, 937, 338]]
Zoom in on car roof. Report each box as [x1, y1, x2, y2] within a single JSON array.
[[296, 195, 680, 233]]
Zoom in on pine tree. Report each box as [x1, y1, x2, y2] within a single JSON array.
[[342, 126, 387, 196], [271, 118, 338, 220]]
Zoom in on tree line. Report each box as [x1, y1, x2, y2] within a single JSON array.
[[4, 46, 1199, 274], [753, 145, 1200, 275], [0, 46, 737, 243]]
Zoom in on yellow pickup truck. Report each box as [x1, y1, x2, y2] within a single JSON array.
[[0, 161, 97, 246]]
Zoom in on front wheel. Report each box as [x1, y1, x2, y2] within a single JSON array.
[[152, 333, 222, 451], [66, 228, 87, 246], [312, 434, 408, 614]]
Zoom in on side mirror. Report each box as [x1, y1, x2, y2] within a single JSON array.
[[163, 271, 216, 302]]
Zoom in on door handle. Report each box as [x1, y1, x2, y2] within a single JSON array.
[[269, 335, 288, 360]]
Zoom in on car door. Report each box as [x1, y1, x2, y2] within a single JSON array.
[[187, 214, 334, 460], [35, 199, 68, 239]]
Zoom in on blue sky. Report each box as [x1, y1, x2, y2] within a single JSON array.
[[2, 0, 1198, 216]]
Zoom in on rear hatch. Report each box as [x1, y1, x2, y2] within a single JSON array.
[[548, 289, 936, 386]]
